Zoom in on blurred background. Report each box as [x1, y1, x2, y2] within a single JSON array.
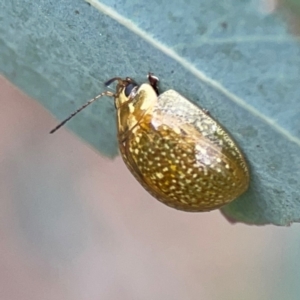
[[1, 75, 300, 300]]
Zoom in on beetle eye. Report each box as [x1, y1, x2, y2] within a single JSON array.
[[124, 83, 138, 97]]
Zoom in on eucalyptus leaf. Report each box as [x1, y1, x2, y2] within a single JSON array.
[[1, 0, 299, 225]]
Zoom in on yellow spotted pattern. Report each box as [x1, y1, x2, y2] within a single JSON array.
[[117, 87, 249, 212]]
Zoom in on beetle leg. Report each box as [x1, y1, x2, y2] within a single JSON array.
[[202, 108, 210, 115], [147, 73, 160, 95]]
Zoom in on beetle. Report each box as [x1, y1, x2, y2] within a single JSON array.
[[50, 73, 249, 212]]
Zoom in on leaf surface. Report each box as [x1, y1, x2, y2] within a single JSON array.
[[1, 0, 300, 225]]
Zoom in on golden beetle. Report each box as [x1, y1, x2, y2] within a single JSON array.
[[51, 73, 250, 212]]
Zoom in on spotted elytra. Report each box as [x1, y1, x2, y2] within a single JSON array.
[[50, 73, 250, 212]]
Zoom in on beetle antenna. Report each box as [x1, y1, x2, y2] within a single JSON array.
[[49, 91, 114, 134]]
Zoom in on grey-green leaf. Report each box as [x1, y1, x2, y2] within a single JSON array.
[[1, 0, 299, 225]]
